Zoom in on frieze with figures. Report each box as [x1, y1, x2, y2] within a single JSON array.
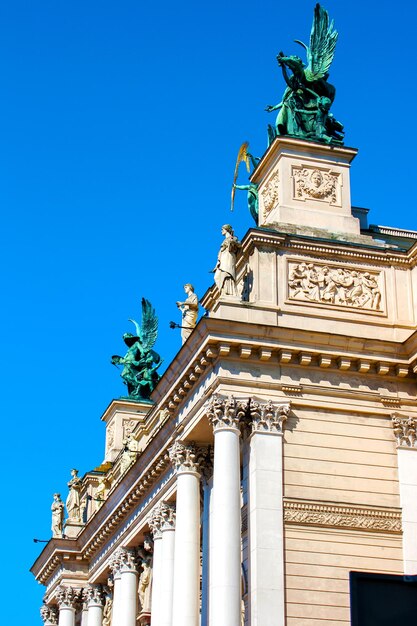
[[287, 261, 383, 311]]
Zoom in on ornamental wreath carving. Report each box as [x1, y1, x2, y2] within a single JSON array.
[[293, 167, 340, 204], [261, 172, 279, 216], [288, 262, 382, 311]]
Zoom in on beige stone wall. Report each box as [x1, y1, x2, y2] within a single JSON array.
[[285, 528, 403, 625]]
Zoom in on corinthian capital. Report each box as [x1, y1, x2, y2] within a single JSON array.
[[84, 584, 105, 607], [251, 400, 290, 434], [40, 605, 58, 625], [392, 413, 417, 448], [109, 547, 139, 575], [148, 504, 163, 539], [204, 394, 248, 432], [169, 441, 201, 473], [56, 586, 81, 609], [160, 501, 176, 530]]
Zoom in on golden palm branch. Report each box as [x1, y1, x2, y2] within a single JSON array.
[[231, 141, 250, 211]]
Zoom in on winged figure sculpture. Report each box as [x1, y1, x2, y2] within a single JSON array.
[[266, 4, 344, 146], [111, 298, 163, 400]]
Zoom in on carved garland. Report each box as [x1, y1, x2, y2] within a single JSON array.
[[293, 167, 340, 205], [284, 500, 401, 533], [261, 171, 279, 217]]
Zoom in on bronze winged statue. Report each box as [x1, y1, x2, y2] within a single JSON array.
[[266, 3, 344, 146], [111, 298, 163, 400]]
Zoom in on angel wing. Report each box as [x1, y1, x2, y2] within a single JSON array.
[[140, 298, 158, 352], [231, 142, 250, 211], [297, 4, 338, 81]]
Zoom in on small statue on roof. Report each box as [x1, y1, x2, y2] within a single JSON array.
[[266, 3, 344, 146], [111, 298, 163, 400]]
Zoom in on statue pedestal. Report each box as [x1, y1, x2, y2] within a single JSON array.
[[64, 520, 84, 538], [101, 399, 153, 462], [252, 137, 359, 235]]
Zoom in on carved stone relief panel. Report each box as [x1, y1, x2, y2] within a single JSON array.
[[261, 171, 279, 218], [287, 261, 384, 312], [292, 166, 341, 206], [106, 422, 115, 453], [123, 418, 137, 438]]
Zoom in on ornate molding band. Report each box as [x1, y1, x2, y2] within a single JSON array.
[[392, 414, 417, 448], [288, 261, 383, 312], [284, 499, 401, 533], [251, 400, 290, 434], [204, 394, 249, 431]]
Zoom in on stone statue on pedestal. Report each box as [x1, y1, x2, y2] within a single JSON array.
[[266, 3, 344, 146], [66, 469, 82, 523], [111, 298, 163, 400], [176, 284, 199, 344], [211, 225, 241, 296], [137, 535, 153, 614], [51, 493, 64, 538]]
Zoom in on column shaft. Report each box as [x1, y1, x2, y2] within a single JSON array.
[[87, 605, 103, 626], [160, 527, 175, 626], [211, 428, 241, 626], [150, 535, 163, 626], [201, 480, 212, 626], [58, 608, 75, 626], [119, 570, 138, 626], [172, 471, 201, 626], [111, 572, 122, 626]]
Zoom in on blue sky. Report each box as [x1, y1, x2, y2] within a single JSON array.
[[1, 0, 416, 621]]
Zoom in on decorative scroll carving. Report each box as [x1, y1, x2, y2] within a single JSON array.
[[288, 262, 382, 311], [250, 400, 290, 434], [56, 586, 81, 609], [293, 167, 340, 204], [84, 584, 105, 607], [204, 394, 249, 431], [284, 500, 401, 533], [40, 605, 58, 625], [392, 414, 417, 448], [261, 172, 279, 216]]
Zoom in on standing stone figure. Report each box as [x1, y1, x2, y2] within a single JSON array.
[[66, 468, 82, 523], [212, 224, 241, 296], [120, 435, 140, 474], [51, 493, 64, 538], [176, 284, 199, 343], [137, 535, 153, 613]]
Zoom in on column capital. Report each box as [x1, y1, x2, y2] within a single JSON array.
[[169, 440, 209, 474], [84, 584, 105, 607], [250, 400, 290, 434], [56, 586, 81, 609], [204, 394, 249, 432], [392, 413, 417, 448], [148, 501, 176, 538], [40, 605, 58, 625], [109, 546, 139, 575]]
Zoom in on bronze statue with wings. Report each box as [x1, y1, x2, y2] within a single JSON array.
[[266, 4, 344, 146], [111, 298, 163, 400]]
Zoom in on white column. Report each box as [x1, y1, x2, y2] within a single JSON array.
[[110, 547, 139, 626], [201, 476, 213, 626], [85, 584, 105, 626], [170, 441, 205, 626], [392, 414, 417, 574], [109, 551, 122, 626], [160, 503, 176, 626], [248, 400, 289, 626], [120, 549, 139, 626], [148, 507, 164, 626], [205, 394, 247, 626], [56, 586, 80, 626]]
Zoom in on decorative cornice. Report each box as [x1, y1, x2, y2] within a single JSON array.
[[84, 584, 105, 607], [204, 394, 249, 431], [40, 605, 58, 624], [250, 400, 290, 434], [392, 413, 417, 448], [284, 499, 401, 533], [56, 586, 81, 609]]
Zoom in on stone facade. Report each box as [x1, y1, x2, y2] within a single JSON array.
[[31, 138, 417, 625]]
